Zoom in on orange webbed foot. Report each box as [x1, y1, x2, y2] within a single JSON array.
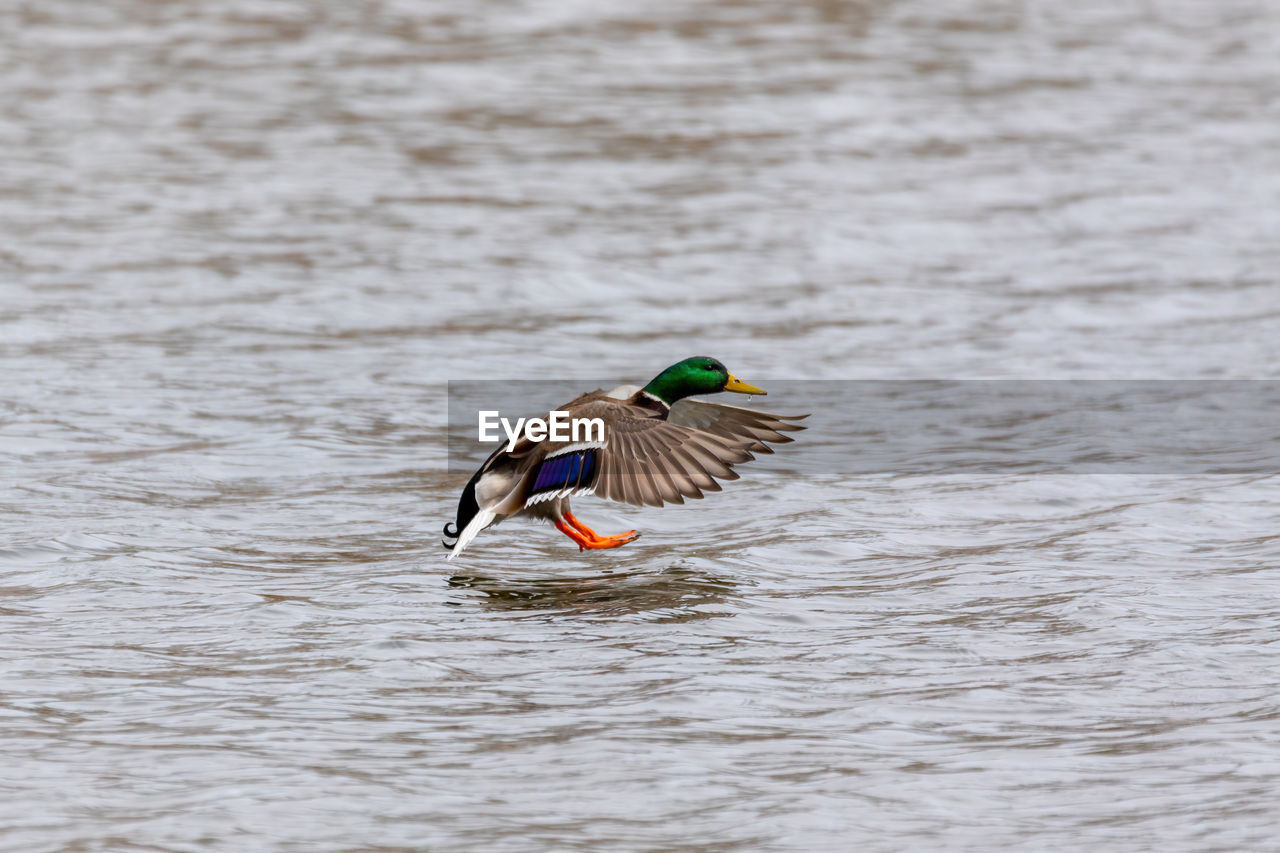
[[556, 515, 641, 552]]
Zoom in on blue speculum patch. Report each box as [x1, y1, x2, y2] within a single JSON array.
[[530, 450, 596, 495]]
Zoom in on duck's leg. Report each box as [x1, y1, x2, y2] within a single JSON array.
[[564, 511, 639, 545], [556, 511, 640, 551]]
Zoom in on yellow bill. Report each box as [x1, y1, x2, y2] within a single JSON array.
[[724, 374, 766, 395]]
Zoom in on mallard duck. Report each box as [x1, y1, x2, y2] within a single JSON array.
[[443, 356, 806, 559]]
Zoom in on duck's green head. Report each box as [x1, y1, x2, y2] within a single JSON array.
[[641, 356, 766, 405]]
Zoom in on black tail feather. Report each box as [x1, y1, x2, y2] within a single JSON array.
[[442, 466, 484, 551]]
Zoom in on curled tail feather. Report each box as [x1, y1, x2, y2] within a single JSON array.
[[443, 464, 490, 559], [446, 509, 496, 561]]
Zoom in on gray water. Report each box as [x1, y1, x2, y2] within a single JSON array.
[[4, 0, 1280, 850]]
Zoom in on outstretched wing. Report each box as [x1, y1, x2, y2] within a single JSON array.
[[669, 399, 808, 453], [523, 395, 806, 509], [592, 414, 756, 507]]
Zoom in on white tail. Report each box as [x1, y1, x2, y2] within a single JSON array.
[[446, 509, 496, 561]]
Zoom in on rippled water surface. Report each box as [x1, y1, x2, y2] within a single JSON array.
[[4, 0, 1280, 850]]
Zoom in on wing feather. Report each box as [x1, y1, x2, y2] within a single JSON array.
[[516, 392, 807, 510], [669, 399, 808, 453]]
